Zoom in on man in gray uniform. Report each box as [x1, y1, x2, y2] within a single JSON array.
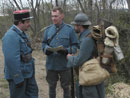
[[67, 13, 105, 98], [2, 9, 38, 98]]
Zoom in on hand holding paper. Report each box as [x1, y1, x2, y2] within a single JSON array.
[[46, 45, 68, 55], [46, 49, 53, 55], [46, 45, 65, 52], [57, 49, 68, 55]]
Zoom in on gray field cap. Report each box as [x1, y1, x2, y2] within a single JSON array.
[[71, 13, 91, 25]]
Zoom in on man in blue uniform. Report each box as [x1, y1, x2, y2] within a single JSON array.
[[42, 6, 78, 98], [2, 9, 38, 98], [67, 13, 105, 98]]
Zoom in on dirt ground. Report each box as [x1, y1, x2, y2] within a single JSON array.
[[1, 39, 130, 98], [0, 40, 62, 98]]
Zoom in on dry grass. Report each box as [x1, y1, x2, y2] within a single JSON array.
[[106, 82, 130, 98], [0, 40, 9, 98]]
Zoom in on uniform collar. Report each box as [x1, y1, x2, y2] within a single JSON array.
[[12, 25, 23, 35], [53, 21, 65, 30], [79, 29, 90, 39], [11, 25, 27, 38]]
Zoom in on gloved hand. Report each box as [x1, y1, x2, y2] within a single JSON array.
[[57, 49, 68, 55], [16, 81, 24, 88], [46, 50, 53, 55]]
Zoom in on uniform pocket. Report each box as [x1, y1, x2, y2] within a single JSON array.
[[59, 35, 69, 46], [21, 60, 34, 73]]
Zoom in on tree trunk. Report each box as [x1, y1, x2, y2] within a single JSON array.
[[109, 0, 116, 20], [102, 0, 106, 15], [95, 0, 100, 24], [63, 0, 67, 11], [55, 0, 58, 6], [126, 0, 130, 12], [77, 0, 85, 13], [88, 0, 93, 21]]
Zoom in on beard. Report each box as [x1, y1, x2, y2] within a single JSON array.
[[75, 29, 80, 34], [74, 25, 80, 34]]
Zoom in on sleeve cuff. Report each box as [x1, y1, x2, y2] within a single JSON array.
[[44, 45, 50, 53], [13, 73, 24, 84]]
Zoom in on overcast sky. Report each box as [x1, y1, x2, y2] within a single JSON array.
[[0, 0, 128, 10], [20, 0, 128, 9]]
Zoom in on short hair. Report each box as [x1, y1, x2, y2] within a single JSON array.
[[52, 6, 64, 14], [82, 25, 89, 29], [14, 20, 25, 25]]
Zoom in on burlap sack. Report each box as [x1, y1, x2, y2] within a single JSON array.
[[79, 58, 110, 86]]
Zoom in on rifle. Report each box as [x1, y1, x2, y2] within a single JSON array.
[[71, 68, 75, 98], [70, 46, 75, 98]]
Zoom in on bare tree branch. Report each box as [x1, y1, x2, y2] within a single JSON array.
[[19, 0, 24, 9], [63, 0, 66, 10], [110, 0, 116, 9], [77, 0, 85, 13], [9, 0, 16, 10], [14, 0, 21, 10]]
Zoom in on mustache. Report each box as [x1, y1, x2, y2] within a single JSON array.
[[75, 30, 80, 34]]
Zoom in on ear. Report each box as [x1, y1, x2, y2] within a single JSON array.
[[61, 13, 64, 19], [18, 21, 22, 25]]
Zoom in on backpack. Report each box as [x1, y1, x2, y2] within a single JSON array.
[[91, 24, 122, 73]]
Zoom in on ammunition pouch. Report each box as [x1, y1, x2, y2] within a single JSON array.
[[21, 53, 32, 63]]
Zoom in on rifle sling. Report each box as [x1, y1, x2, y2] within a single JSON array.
[[12, 28, 32, 62], [47, 25, 64, 45]]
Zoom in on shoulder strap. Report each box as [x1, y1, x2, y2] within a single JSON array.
[[86, 33, 92, 38], [47, 25, 64, 45], [86, 33, 98, 58]]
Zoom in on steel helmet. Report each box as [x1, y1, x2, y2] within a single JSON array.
[[71, 13, 91, 25]]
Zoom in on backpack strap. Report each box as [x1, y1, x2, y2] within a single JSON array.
[[86, 33, 98, 58], [86, 33, 92, 38]]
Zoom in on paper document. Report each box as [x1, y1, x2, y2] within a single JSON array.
[[47, 46, 65, 52]]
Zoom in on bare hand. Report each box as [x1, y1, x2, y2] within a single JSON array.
[[67, 54, 72, 59]]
